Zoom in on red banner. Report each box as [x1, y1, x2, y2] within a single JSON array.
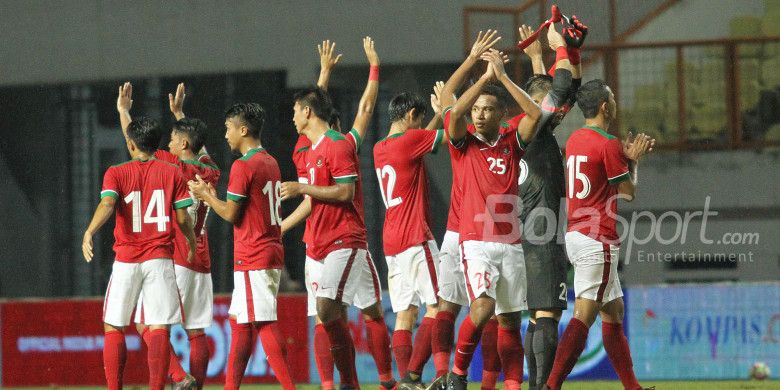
[[1, 294, 309, 387]]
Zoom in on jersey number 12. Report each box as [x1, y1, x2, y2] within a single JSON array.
[[376, 165, 402, 208]]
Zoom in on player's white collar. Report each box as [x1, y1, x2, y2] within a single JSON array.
[[311, 133, 326, 150], [473, 131, 501, 147]]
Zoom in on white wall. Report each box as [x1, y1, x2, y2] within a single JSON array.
[[0, 0, 522, 87]]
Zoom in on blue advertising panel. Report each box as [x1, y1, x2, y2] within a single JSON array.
[[627, 282, 780, 380]]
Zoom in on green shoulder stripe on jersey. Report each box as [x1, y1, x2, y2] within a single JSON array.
[[441, 106, 453, 120], [296, 146, 310, 153], [174, 198, 194, 209], [381, 132, 404, 142], [109, 159, 136, 168], [349, 128, 363, 152], [500, 121, 510, 128], [432, 129, 444, 154], [334, 175, 357, 184], [181, 159, 219, 171], [608, 172, 630, 185], [239, 147, 264, 161], [516, 131, 529, 150], [325, 129, 346, 141], [585, 125, 617, 140], [100, 189, 119, 199], [226, 192, 247, 201]]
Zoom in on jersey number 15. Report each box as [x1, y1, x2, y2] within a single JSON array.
[[566, 155, 591, 199]]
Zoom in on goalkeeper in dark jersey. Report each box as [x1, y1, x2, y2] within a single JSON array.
[[516, 17, 586, 390]]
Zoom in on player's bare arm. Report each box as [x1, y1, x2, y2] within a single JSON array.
[[169, 82, 186, 120], [317, 40, 342, 91], [281, 196, 311, 236], [351, 36, 380, 140], [482, 49, 541, 143], [448, 58, 497, 141], [440, 29, 501, 109], [116, 82, 133, 137], [280, 181, 355, 203], [81, 196, 116, 262], [520, 24, 546, 75], [618, 132, 655, 201], [189, 175, 243, 224], [174, 207, 197, 264]]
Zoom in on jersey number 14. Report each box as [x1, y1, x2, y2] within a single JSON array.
[[124, 190, 169, 233]]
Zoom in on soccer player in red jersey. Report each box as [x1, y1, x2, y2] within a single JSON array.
[[280, 37, 394, 390], [430, 47, 542, 390], [116, 83, 219, 390], [430, 31, 507, 388], [284, 40, 342, 390], [543, 80, 655, 390], [189, 103, 295, 390], [373, 91, 447, 387], [82, 103, 197, 390]]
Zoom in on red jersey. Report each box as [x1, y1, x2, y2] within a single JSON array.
[[225, 147, 284, 271], [100, 157, 193, 263], [153, 150, 220, 273], [292, 135, 313, 245], [565, 125, 629, 244], [304, 129, 367, 261], [373, 129, 445, 255], [443, 109, 524, 232]]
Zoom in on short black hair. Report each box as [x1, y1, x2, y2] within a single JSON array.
[[225, 103, 266, 138], [328, 108, 341, 130], [126, 117, 162, 154], [293, 87, 333, 121], [524, 75, 553, 98], [172, 117, 207, 153], [577, 79, 611, 119], [388, 92, 428, 122], [478, 83, 508, 109]]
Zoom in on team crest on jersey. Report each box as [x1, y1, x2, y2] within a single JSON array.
[[316, 157, 324, 167], [502, 146, 510, 155]]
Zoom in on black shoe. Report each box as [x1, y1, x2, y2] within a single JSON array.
[[445, 372, 467, 390], [380, 379, 398, 390], [398, 373, 424, 390], [425, 373, 448, 390]]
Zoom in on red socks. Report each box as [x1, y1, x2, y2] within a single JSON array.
[[497, 326, 523, 390], [392, 329, 413, 377], [546, 317, 589, 390], [408, 317, 435, 375], [365, 317, 394, 382], [314, 323, 335, 390], [103, 330, 127, 390], [433, 310, 456, 377], [257, 322, 296, 390], [452, 316, 481, 376], [189, 333, 209, 390], [323, 318, 358, 387], [147, 328, 171, 390], [480, 319, 500, 390], [167, 344, 187, 383], [603, 321, 642, 390], [225, 318, 255, 390]]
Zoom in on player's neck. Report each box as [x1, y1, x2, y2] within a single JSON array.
[[584, 117, 609, 132], [477, 127, 500, 143], [131, 151, 153, 161], [238, 139, 262, 155], [388, 121, 408, 136], [304, 119, 330, 144], [178, 150, 196, 161]]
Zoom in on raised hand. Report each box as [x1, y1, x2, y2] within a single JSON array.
[[318, 40, 342, 72], [431, 81, 445, 114], [563, 15, 588, 48], [547, 22, 566, 50], [363, 36, 379, 66], [188, 174, 214, 200], [117, 82, 133, 114], [480, 49, 509, 79], [168, 83, 186, 119], [519, 25, 542, 58], [469, 29, 502, 59]]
